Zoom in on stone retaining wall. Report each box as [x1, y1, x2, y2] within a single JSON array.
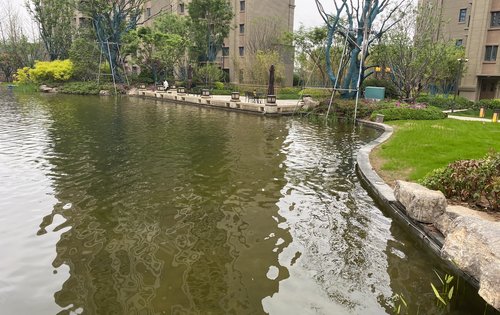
[[130, 89, 299, 115]]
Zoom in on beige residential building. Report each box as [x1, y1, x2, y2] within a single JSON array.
[[140, 0, 296, 86], [434, 0, 500, 100]]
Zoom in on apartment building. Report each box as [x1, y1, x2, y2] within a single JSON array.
[[435, 0, 500, 100], [141, 0, 296, 86]]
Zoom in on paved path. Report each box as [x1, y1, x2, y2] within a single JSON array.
[[447, 115, 498, 123], [210, 95, 302, 106]]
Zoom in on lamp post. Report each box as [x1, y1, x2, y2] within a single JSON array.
[[453, 58, 468, 113]]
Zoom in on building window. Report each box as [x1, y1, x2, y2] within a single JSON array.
[[458, 8, 466, 23], [239, 69, 244, 82], [222, 47, 229, 56], [485, 45, 498, 61], [492, 12, 500, 27], [179, 3, 185, 14], [239, 46, 244, 56], [239, 24, 245, 34], [456, 39, 463, 47], [240, 1, 245, 11], [146, 7, 151, 17]]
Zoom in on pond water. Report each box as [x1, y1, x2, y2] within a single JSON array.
[[0, 91, 496, 315]]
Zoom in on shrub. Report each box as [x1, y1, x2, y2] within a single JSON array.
[[415, 95, 473, 109], [59, 82, 123, 95], [29, 60, 74, 82], [214, 81, 224, 90], [211, 89, 232, 95], [472, 99, 500, 110], [371, 105, 447, 121], [300, 88, 332, 100], [421, 152, 500, 211], [331, 99, 393, 119], [362, 78, 399, 99], [13, 67, 31, 84]]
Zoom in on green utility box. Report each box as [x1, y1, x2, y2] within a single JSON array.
[[364, 86, 385, 101]]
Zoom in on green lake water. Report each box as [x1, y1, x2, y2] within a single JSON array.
[[0, 92, 496, 314]]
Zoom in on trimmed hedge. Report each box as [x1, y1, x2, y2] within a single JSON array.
[[415, 95, 473, 109], [371, 105, 447, 121], [472, 99, 500, 110], [421, 152, 499, 211]]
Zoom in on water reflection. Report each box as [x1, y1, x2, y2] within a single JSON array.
[[1, 93, 496, 314], [36, 96, 290, 314]]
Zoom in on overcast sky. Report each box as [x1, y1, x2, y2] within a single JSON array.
[[1, 0, 325, 33]]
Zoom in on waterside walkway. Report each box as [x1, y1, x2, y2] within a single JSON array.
[[130, 88, 304, 115]]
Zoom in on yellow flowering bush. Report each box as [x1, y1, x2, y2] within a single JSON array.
[[14, 59, 74, 83], [13, 67, 32, 84]]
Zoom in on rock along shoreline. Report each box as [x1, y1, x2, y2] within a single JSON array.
[[356, 119, 500, 311]]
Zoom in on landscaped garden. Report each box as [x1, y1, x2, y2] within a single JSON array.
[[372, 119, 499, 210]]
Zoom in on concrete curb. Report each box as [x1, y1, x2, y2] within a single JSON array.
[[355, 119, 479, 288]]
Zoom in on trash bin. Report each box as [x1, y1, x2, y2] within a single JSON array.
[[365, 86, 385, 101]]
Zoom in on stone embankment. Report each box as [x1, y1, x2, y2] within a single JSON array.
[[356, 120, 500, 311], [128, 88, 309, 115]]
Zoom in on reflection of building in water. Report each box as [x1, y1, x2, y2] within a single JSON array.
[[38, 98, 290, 314]]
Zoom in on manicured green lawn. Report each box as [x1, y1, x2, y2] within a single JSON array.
[[451, 109, 495, 119], [374, 118, 500, 181]]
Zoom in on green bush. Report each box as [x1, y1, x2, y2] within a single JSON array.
[[362, 77, 399, 99], [214, 81, 224, 90], [211, 89, 232, 95], [472, 99, 500, 110], [329, 100, 393, 119], [415, 95, 473, 109], [421, 152, 499, 211], [59, 82, 122, 95], [300, 88, 332, 100], [371, 105, 447, 121]]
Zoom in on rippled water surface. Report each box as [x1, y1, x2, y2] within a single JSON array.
[[0, 92, 495, 315]]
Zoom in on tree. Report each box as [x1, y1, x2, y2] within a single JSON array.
[[0, 4, 44, 81], [123, 13, 190, 83], [195, 63, 223, 87], [371, 3, 466, 100], [26, 0, 75, 60], [290, 26, 327, 86], [188, 0, 233, 62], [244, 50, 285, 85], [69, 28, 100, 81], [315, 0, 408, 97], [78, 0, 147, 83]]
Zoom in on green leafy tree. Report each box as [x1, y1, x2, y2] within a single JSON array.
[[195, 63, 223, 87], [26, 0, 75, 60], [0, 4, 44, 81], [69, 29, 100, 81], [188, 0, 233, 62], [123, 13, 190, 83], [289, 25, 347, 87], [78, 0, 146, 83], [244, 50, 284, 85], [372, 3, 466, 100]]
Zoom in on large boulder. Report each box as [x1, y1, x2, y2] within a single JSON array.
[[301, 96, 320, 110], [39, 85, 57, 93], [394, 180, 447, 223], [441, 216, 500, 310], [435, 205, 496, 237]]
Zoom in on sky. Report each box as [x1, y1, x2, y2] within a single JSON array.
[[1, 0, 325, 34]]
